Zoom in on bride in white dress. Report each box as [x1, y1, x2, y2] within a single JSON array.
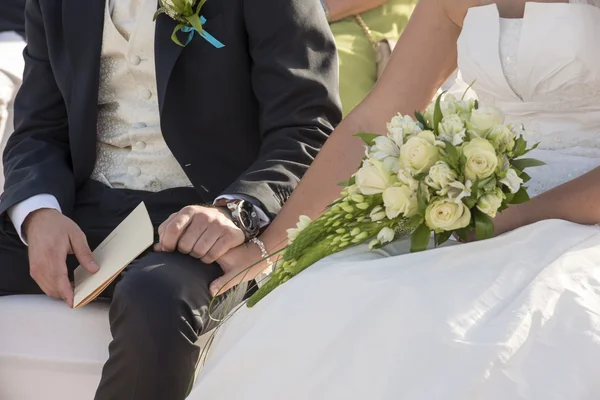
[[187, 1, 600, 399]]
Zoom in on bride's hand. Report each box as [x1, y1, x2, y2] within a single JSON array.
[[210, 243, 269, 297]]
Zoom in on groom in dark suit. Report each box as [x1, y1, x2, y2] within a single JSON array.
[[0, 0, 341, 398]]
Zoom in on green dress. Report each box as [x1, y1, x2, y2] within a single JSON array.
[[330, 0, 416, 116]]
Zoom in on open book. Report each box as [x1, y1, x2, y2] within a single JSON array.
[[73, 202, 154, 308]]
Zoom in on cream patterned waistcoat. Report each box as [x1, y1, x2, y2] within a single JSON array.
[[91, 0, 193, 191]]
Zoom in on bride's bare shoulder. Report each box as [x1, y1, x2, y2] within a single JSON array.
[[439, 0, 490, 26]]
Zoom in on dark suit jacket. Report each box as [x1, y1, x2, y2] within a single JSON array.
[[0, 0, 25, 37], [1, 0, 341, 221]]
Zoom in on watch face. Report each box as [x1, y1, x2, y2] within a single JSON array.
[[236, 200, 259, 237]]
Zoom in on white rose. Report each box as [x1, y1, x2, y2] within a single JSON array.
[[377, 227, 395, 244], [444, 180, 472, 203], [468, 106, 505, 135], [286, 215, 312, 243], [387, 114, 422, 146], [476, 188, 505, 218], [487, 124, 516, 153], [382, 186, 418, 219], [462, 138, 499, 181], [425, 198, 472, 233], [397, 169, 419, 191], [355, 159, 396, 195], [370, 136, 400, 160], [400, 131, 440, 174], [425, 161, 458, 192], [499, 168, 523, 194], [438, 114, 466, 146]]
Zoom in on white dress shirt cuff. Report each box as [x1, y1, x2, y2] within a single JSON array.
[[7, 194, 62, 245], [214, 195, 270, 228]]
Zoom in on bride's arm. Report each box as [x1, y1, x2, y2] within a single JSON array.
[[495, 168, 600, 235], [211, 0, 466, 293], [259, 0, 461, 252]]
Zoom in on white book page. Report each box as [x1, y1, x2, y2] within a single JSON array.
[[73, 202, 154, 308]]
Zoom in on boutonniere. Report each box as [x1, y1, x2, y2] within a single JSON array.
[[154, 0, 225, 48]]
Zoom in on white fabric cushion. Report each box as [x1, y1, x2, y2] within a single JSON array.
[[0, 295, 110, 399], [0, 295, 213, 399]]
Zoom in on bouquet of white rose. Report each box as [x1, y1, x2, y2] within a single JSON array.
[[246, 92, 544, 307]]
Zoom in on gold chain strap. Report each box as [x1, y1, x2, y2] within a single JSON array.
[[354, 14, 378, 49]]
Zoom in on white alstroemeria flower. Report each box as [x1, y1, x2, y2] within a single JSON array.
[[500, 168, 523, 194], [382, 156, 401, 174], [370, 136, 401, 160], [444, 180, 472, 203], [286, 215, 312, 243], [387, 114, 422, 146]]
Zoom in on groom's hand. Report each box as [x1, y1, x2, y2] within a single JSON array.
[[155, 205, 245, 263], [23, 209, 99, 308]]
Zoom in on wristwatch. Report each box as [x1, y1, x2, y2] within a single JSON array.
[[215, 198, 260, 241]]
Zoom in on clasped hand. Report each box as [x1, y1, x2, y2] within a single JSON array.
[[154, 205, 245, 264]]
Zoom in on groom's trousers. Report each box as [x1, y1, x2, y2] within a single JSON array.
[[0, 179, 246, 400]]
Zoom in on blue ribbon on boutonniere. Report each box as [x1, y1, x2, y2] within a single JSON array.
[[180, 16, 224, 48]]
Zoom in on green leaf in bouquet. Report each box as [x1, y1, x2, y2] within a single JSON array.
[[441, 142, 460, 169], [497, 203, 508, 214], [461, 79, 476, 100], [413, 172, 428, 181], [520, 142, 540, 156], [474, 209, 494, 241], [462, 196, 476, 209], [414, 111, 430, 130], [503, 190, 514, 204], [354, 132, 381, 146], [417, 183, 428, 216], [410, 223, 431, 252], [338, 176, 356, 187], [509, 186, 530, 204], [434, 230, 453, 247], [511, 158, 546, 171], [404, 214, 424, 230], [519, 171, 531, 183], [433, 91, 447, 134], [455, 227, 470, 242], [513, 136, 527, 158]]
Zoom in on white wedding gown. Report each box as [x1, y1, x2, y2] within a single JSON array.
[[188, 3, 600, 399]]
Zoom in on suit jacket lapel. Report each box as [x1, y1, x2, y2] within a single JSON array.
[[154, 12, 184, 114], [62, 0, 106, 183]]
